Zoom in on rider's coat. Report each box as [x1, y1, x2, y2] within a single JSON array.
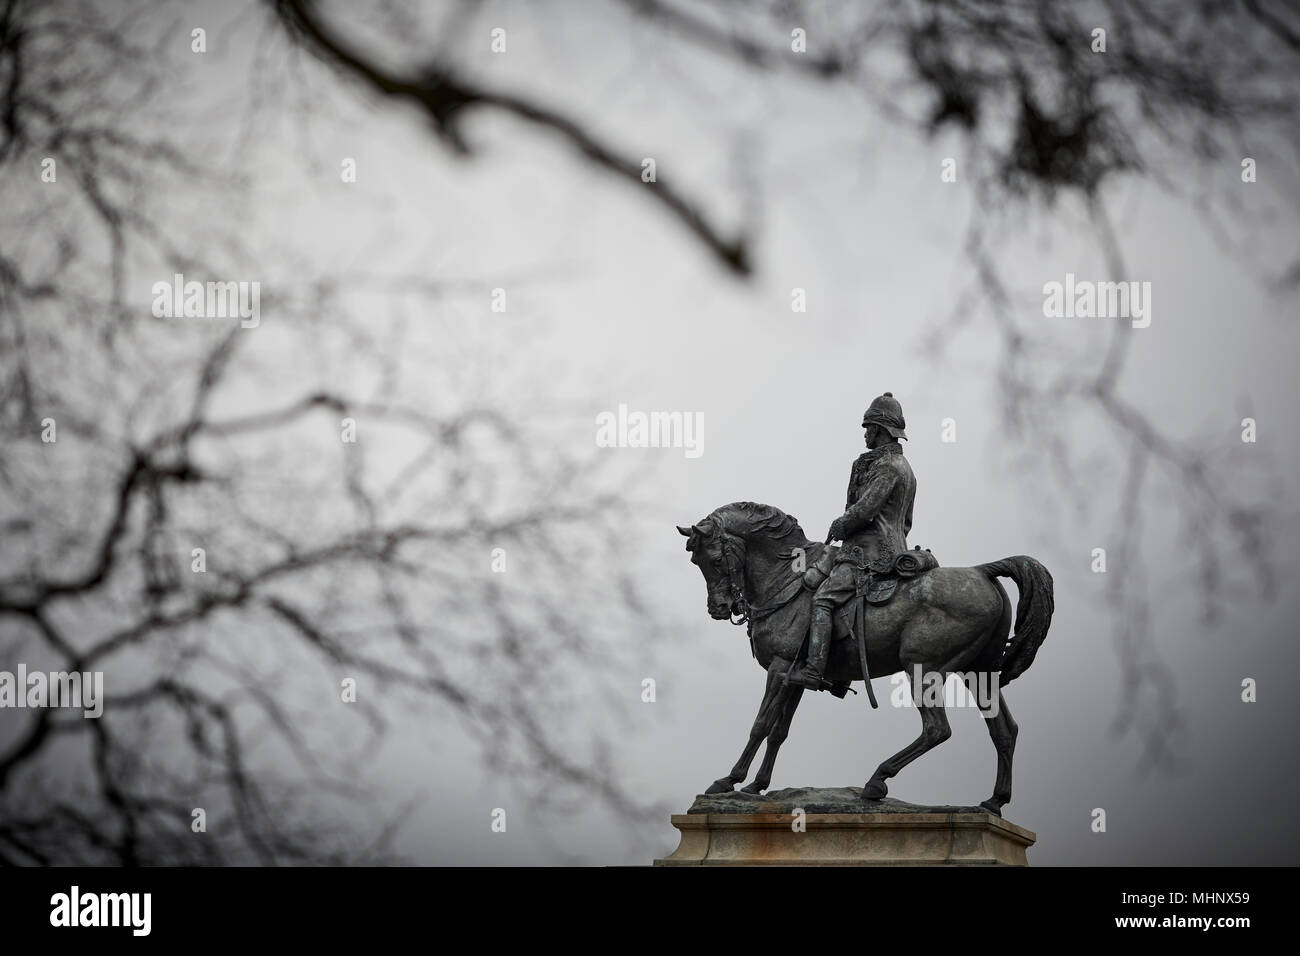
[[836, 441, 915, 574]]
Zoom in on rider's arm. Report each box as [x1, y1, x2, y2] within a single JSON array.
[[838, 467, 899, 537]]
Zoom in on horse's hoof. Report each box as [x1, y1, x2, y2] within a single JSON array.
[[704, 779, 735, 794], [862, 781, 887, 801], [739, 782, 766, 795], [979, 799, 1004, 817]]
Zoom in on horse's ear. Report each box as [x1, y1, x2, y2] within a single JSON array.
[[676, 525, 693, 537]]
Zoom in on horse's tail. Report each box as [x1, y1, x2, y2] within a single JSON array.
[[977, 556, 1055, 685]]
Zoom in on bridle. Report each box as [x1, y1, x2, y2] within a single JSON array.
[[715, 525, 750, 628], [703, 516, 808, 661]]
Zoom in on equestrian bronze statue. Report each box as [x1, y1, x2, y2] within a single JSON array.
[[677, 393, 1054, 815]]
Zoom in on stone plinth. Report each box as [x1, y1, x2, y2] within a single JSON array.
[[654, 788, 1035, 866]]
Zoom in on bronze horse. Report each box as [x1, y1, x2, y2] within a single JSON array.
[[679, 502, 1054, 814]]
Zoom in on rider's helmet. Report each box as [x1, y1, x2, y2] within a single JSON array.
[[862, 392, 908, 441]]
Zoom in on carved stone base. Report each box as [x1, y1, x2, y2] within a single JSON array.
[[653, 788, 1035, 866]]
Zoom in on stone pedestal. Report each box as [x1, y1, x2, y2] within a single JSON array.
[[653, 788, 1035, 866]]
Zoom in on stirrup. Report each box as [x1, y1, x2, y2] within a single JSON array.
[[784, 668, 832, 692]]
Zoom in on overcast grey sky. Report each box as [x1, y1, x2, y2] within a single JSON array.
[[4, 0, 1298, 866]]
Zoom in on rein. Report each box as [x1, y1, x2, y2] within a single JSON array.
[[714, 528, 814, 658], [717, 529, 750, 627], [746, 564, 810, 620]]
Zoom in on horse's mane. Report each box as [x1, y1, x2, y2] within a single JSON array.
[[709, 501, 805, 542]]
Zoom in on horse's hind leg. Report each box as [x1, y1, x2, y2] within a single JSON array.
[[980, 690, 1017, 816], [863, 668, 952, 801], [705, 657, 790, 794], [741, 685, 804, 794]]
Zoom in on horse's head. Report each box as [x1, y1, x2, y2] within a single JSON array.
[[677, 515, 747, 624], [679, 502, 807, 624]]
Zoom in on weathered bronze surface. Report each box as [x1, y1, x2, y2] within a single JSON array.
[[678, 394, 1054, 815]]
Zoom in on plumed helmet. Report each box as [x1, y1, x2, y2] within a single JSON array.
[[862, 392, 907, 440]]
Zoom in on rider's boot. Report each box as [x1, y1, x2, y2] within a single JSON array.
[[787, 604, 834, 691]]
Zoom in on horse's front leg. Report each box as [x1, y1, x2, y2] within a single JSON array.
[[740, 683, 804, 794], [704, 657, 791, 794]]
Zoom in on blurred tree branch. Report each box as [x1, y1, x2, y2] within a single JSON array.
[[271, 0, 753, 275], [2, 0, 1296, 864], [1, 0, 667, 864]]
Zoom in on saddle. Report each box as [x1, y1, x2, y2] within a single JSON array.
[[829, 544, 935, 641], [863, 545, 939, 605]]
